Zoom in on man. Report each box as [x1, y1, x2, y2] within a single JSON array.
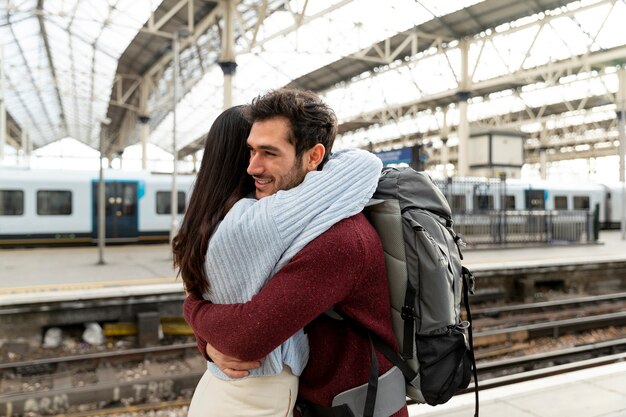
[[184, 88, 408, 417]]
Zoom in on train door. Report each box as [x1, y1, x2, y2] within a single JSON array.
[[92, 181, 139, 239], [525, 189, 546, 210]]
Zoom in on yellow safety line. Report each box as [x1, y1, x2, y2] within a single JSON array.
[[1, 243, 170, 254], [0, 237, 94, 245], [55, 399, 190, 417], [0, 277, 180, 295]]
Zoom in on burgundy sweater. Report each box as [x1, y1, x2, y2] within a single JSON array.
[[183, 213, 408, 417]]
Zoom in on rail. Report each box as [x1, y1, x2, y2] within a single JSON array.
[[473, 311, 626, 347], [0, 342, 196, 371], [0, 343, 202, 416], [473, 292, 626, 318]]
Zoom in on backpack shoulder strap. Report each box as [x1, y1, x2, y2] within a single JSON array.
[[462, 266, 479, 417]]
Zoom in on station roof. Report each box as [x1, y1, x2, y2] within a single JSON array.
[[1, 0, 625, 168], [0, 0, 162, 150], [104, 0, 220, 153], [287, 0, 572, 93]]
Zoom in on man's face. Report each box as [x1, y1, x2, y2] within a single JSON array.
[[247, 117, 308, 199]]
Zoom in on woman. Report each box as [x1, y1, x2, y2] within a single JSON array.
[[173, 105, 382, 416]]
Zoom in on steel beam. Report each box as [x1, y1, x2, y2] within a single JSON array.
[[219, 0, 237, 110], [618, 66, 626, 239], [36, 0, 68, 134], [0, 45, 5, 160]]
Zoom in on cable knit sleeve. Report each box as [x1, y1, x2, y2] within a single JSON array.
[[208, 148, 382, 286], [269, 148, 382, 245]]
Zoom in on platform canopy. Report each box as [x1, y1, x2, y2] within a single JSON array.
[[0, 0, 165, 150], [1, 0, 626, 172]]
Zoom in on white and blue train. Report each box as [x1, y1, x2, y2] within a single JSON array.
[[0, 167, 624, 246], [0, 167, 195, 246], [440, 178, 625, 229]]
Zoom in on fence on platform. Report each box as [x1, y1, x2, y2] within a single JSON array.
[[429, 176, 596, 246], [452, 210, 594, 246]]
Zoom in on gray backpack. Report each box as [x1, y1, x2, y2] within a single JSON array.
[[365, 166, 478, 414], [303, 167, 478, 417]]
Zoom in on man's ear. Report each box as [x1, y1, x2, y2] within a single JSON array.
[[305, 143, 326, 171]]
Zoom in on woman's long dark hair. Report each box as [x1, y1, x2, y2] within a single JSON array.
[[172, 105, 254, 299]]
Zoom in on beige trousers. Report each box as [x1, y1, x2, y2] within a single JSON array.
[[187, 366, 298, 417]]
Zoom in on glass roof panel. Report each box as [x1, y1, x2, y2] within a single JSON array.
[[154, 0, 483, 153], [3, 0, 623, 168], [1, 0, 162, 150], [328, 0, 626, 150]]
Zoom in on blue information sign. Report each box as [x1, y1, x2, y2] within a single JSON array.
[[373, 147, 412, 165]]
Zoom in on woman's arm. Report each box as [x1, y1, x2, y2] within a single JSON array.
[[217, 148, 382, 251]]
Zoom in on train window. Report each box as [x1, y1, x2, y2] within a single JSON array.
[[37, 190, 72, 215], [573, 196, 590, 210], [554, 196, 568, 210], [450, 195, 466, 211], [156, 191, 186, 214], [122, 183, 137, 215], [0, 190, 24, 215], [473, 194, 494, 211], [503, 195, 516, 210]]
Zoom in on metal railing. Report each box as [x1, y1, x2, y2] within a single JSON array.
[[452, 210, 594, 246]]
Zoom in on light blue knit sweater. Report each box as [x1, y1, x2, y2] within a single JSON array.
[[204, 148, 382, 380]]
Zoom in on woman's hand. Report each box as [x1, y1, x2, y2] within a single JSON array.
[[205, 341, 262, 378]]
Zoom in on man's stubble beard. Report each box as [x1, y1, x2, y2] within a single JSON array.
[[279, 160, 308, 193], [255, 157, 308, 199]]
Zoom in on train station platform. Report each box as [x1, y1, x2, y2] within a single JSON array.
[[409, 356, 626, 417], [0, 233, 625, 417], [0, 230, 625, 305], [0, 243, 182, 305]]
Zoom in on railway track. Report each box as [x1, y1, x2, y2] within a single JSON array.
[[0, 342, 197, 372], [25, 346, 626, 417], [472, 292, 626, 319], [52, 400, 191, 417], [3, 337, 624, 416], [2, 293, 625, 416], [0, 343, 203, 416], [473, 311, 626, 348]]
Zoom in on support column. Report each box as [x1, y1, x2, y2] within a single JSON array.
[[457, 93, 470, 177], [539, 122, 548, 180], [617, 67, 626, 240], [170, 31, 180, 245], [140, 119, 150, 170], [24, 130, 32, 167], [218, 0, 237, 109], [457, 40, 471, 177], [139, 76, 150, 171], [21, 129, 26, 165], [440, 107, 450, 176], [615, 67, 626, 182], [0, 45, 6, 161], [97, 122, 109, 265]]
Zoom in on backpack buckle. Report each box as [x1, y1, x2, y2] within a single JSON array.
[[401, 306, 415, 321]]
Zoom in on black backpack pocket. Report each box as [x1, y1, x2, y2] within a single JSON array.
[[415, 326, 472, 405]]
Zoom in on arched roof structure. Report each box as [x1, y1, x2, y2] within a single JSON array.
[[1, 0, 625, 175]]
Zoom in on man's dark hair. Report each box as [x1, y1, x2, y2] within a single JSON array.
[[249, 88, 338, 168]]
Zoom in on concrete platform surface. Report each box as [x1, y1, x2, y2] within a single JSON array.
[[0, 230, 625, 296], [409, 360, 626, 417], [464, 230, 626, 271], [0, 244, 177, 291]]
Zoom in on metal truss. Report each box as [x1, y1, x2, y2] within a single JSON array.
[[108, 0, 357, 156], [335, 0, 626, 167]]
